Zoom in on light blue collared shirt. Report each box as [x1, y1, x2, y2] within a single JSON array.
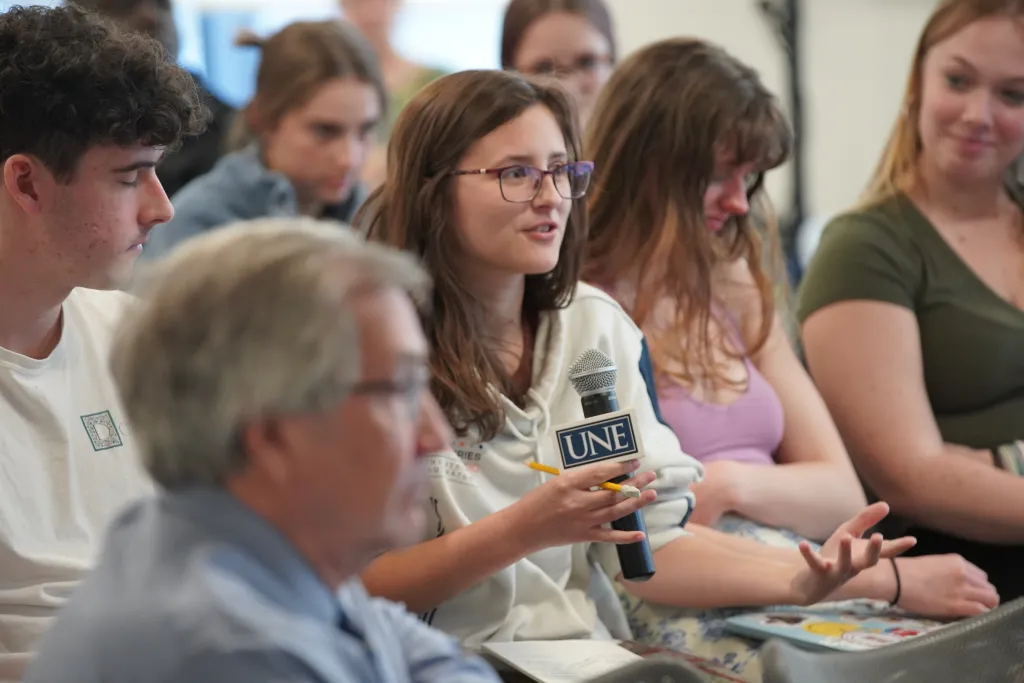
[[23, 488, 500, 683]]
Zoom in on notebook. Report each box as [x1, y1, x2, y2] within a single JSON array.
[[617, 641, 751, 683], [481, 640, 640, 683], [724, 606, 950, 652]]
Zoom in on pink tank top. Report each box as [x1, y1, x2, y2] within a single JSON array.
[[658, 356, 784, 466], [585, 280, 784, 466]]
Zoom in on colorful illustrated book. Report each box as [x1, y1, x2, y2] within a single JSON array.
[[723, 606, 951, 652]]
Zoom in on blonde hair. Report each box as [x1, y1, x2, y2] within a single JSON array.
[[864, 0, 1024, 205], [114, 218, 429, 490]]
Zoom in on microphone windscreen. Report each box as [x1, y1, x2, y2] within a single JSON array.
[[568, 349, 617, 396]]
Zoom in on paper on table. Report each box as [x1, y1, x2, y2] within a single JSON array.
[[481, 640, 641, 683]]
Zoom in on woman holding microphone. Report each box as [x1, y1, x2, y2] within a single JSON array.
[[358, 68, 910, 653]]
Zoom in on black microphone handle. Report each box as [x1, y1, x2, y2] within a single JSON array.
[[609, 474, 656, 582], [580, 391, 619, 416], [579, 389, 656, 582]]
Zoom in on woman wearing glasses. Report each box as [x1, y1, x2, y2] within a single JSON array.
[[358, 68, 911, 654], [582, 38, 998, 678], [501, 0, 616, 128]]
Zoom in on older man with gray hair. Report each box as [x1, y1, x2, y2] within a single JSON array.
[[23, 218, 502, 683]]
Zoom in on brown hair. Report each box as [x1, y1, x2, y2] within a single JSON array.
[[226, 20, 386, 151], [864, 0, 1024, 204], [501, 0, 617, 69], [359, 70, 586, 440], [583, 38, 791, 389]]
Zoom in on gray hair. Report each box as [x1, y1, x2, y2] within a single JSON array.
[[112, 217, 430, 490]]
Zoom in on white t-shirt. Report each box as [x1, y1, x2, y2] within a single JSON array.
[[422, 284, 704, 647], [0, 288, 154, 680]]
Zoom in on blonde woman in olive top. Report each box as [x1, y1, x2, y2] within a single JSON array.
[[339, 0, 447, 191], [799, 0, 1024, 602]]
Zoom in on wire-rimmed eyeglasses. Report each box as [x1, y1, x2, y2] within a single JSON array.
[[347, 365, 431, 418], [449, 161, 595, 203], [526, 54, 614, 80]]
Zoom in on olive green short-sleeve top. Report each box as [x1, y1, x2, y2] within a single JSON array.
[[798, 193, 1024, 449], [380, 66, 449, 142]]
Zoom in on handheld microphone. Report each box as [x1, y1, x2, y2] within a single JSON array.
[[558, 348, 656, 582]]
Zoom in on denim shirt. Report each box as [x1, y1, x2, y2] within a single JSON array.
[[23, 489, 500, 683], [144, 145, 365, 262]]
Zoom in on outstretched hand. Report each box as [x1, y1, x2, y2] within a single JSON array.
[[791, 502, 917, 606]]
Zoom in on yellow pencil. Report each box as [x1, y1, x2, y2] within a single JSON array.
[[527, 461, 642, 498]]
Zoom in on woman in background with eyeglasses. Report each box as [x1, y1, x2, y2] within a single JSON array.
[[357, 67, 911, 655], [501, 0, 616, 128]]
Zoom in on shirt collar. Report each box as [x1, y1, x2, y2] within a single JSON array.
[[167, 487, 341, 626]]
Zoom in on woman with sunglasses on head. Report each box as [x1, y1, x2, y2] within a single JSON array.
[[583, 38, 998, 678], [501, 0, 616, 128], [357, 68, 911, 656]]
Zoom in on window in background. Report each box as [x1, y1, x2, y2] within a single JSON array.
[[173, 0, 505, 108], [0, 0, 58, 8]]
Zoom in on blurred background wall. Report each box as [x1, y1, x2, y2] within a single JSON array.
[[1, 0, 942, 261]]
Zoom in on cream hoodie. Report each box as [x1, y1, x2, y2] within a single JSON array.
[[422, 283, 704, 647]]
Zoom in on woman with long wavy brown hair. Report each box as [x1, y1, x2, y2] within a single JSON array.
[[355, 68, 911, 662], [583, 37, 997, 676]]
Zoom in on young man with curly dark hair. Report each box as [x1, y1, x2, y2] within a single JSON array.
[[73, 0, 236, 197], [0, 4, 207, 678]]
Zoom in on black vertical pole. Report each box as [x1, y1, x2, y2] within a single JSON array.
[[758, 0, 805, 286]]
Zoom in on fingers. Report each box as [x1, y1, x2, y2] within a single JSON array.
[[834, 535, 854, 575], [569, 459, 642, 488], [958, 557, 990, 585], [852, 533, 883, 571], [590, 527, 648, 545], [619, 470, 658, 490], [799, 541, 831, 574], [590, 491, 656, 525], [965, 584, 1001, 610], [877, 536, 917, 558], [805, 532, 882, 576], [839, 501, 890, 538], [582, 475, 657, 511], [956, 600, 995, 617]]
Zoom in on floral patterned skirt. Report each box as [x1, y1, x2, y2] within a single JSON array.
[[618, 515, 862, 682]]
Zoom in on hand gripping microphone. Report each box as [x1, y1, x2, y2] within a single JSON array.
[[562, 349, 655, 582]]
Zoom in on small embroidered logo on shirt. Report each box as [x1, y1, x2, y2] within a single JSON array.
[[80, 410, 123, 451], [426, 452, 476, 484], [454, 441, 484, 461], [453, 441, 485, 472]]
